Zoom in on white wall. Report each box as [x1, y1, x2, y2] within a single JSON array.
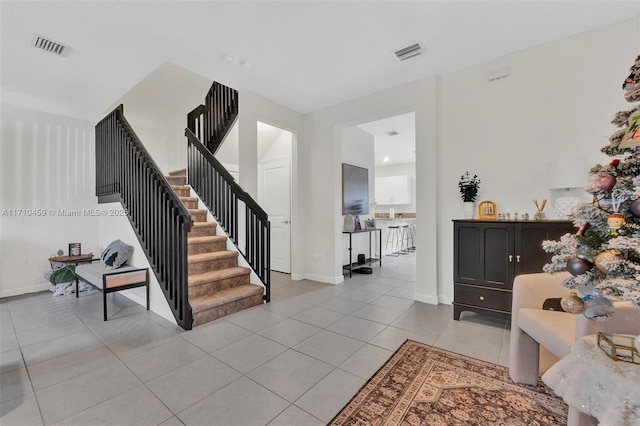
[[375, 162, 416, 215], [217, 121, 239, 169], [110, 61, 212, 174], [303, 76, 439, 298], [0, 95, 100, 297], [302, 18, 638, 302], [437, 18, 639, 303], [238, 90, 305, 280], [261, 129, 292, 162], [341, 126, 375, 268]]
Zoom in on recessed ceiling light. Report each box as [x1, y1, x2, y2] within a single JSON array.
[[383, 156, 389, 162], [386, 131, 399, 136]]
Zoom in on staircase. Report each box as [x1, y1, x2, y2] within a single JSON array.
[[166, 169, 264, 326]]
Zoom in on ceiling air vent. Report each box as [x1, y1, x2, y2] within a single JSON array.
[[31, 34, 68, 56], [394, 43, 423, 62]]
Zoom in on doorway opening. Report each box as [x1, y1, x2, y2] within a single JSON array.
[[341, 112, 416, 283], [257, 121, 293, 273]]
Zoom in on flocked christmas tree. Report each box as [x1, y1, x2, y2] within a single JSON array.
[[543, 54, 640, 316]]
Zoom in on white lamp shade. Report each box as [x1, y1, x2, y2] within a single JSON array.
[[547, 158, 587, 189]]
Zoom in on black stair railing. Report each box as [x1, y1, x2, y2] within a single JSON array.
[[96, 105, 194, 329], [187, 82, 238, 155], [186, 128, 270, 302]]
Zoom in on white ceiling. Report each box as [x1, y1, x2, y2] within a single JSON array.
[[1, 1, 639, 115], [357, 112, 416, 167]]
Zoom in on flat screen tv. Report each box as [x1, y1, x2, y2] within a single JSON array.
[[342, 163, 369, 215]]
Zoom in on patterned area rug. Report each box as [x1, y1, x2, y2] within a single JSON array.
[[331, 340, 567, 425]]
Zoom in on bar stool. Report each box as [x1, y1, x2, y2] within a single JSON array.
[[385, 226, 402, 256], [401, 225, 412, 254], [405, 224, 416, 252]]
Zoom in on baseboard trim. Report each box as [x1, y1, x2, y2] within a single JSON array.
[[438, 295, 453, 305], [0, 283, 51, 298], [415, 292, 439, 305], [298, 273, 344, 285], [290, 273, 305, 281]]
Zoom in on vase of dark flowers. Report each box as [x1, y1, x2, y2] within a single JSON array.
[[458, 172, 481, 218]]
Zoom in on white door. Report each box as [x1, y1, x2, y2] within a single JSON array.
[[258, 157, 291, 273]]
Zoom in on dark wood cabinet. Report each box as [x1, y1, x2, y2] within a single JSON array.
[[453, 220, 574, 321]]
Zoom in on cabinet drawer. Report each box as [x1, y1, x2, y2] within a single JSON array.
[[454, 284, 512, 313]]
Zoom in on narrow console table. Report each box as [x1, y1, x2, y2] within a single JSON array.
[[342, 229, 382, 278]]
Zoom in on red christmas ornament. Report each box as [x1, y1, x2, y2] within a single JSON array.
[[596, 174, 616, 192], [610, 159, 620, 168]]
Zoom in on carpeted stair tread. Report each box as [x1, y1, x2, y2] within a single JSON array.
[[191, 222, 216, 230], [188, 251, 238, 263], [190, 284, 264, 312], [169, 169, 187, 176], [166, 175, 187, 185], [188, 209, 208, 222], [188, 235, 226, 244], [189, 222, 217, 237], [188, 266, 251, 286]]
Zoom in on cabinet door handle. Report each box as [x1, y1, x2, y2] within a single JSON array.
[[516, 255, 521, 263], [508, 255, 513, 262], [479, 296, 485, 301]]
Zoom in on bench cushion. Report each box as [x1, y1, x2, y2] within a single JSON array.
[[518, 308, 577, 359], [76, 263, 146, 289]]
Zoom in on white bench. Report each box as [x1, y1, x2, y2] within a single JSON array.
[[75, 260, 149, 321]]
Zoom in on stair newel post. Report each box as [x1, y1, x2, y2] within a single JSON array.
[[264, 219, 270, 302]]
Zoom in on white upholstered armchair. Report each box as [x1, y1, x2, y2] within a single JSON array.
[[509, 272, 640, 385], [509, 272, 640, 425]]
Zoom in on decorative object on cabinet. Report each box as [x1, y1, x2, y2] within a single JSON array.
[[547, 158, 587, 219], [462, 202, 474, 219], [452, 220, 574, 321], [365, 218, 376, 229], [533, 198, 547, 220], [478, 200, 497, 220], [458, 171, 480, 202]]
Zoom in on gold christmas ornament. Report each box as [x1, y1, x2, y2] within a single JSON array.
[[560, 292, 586, 314], [595, 250, 622, 273]]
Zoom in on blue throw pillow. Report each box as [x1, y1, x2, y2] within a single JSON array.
[[101, 240, 134, 270]]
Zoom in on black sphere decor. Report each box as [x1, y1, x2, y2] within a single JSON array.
[[631, 198, 640, 217], [567, 257, 593, 276]]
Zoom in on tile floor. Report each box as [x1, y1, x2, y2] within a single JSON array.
[[1, 252, 511, 425]]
